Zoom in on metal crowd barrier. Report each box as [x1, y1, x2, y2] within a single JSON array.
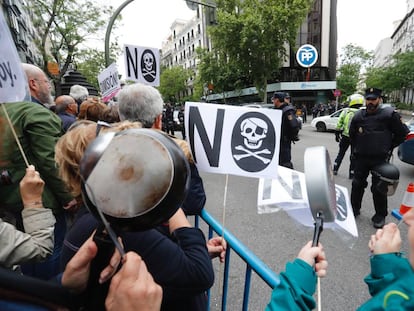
[[194, 209, 280, 311]]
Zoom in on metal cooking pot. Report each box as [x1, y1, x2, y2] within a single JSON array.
[[79, 128, 190, 231]]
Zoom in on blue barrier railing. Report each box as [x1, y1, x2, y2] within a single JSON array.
[[195, 209, 280, 310]]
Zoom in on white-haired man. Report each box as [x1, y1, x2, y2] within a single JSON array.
[[117, 83, 205, 216]]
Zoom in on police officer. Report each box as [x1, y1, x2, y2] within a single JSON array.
[[272, 92, 300, 169], [349, 87, 409, 228], [333, 93, 364, 178]]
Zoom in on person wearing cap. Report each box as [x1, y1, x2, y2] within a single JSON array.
[[349, 87, 409, 228], [332, 93, 364, 178], [271, 91, 301, 169]]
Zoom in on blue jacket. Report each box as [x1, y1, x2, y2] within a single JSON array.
[[61, 207, 214, 311]]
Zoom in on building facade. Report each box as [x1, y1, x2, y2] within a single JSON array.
[[161, 0, 338, 108], [1, 0, 42, 65], [390, 4, 414, 105], [161, 5, 213, 100]]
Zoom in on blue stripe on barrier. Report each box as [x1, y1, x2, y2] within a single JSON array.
[[391, 208, 403, 220], [195, 209, 280, 310]]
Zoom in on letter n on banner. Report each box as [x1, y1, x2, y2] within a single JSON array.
[[185, 102, 281, 179]]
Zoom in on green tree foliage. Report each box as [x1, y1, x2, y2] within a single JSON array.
[[194, 47, 244, 103], [336, 44, 372, 98], [365, 51, 414, 97], [198, 0, 312, 102], [159, 66, 191, 103], [76, 43, 121, 91], [30, 0, 113, 95]]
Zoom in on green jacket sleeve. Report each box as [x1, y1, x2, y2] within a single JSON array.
[[266, 259, 316, 311], [22, 104, 73, 206], [363, 253, 412, 297]]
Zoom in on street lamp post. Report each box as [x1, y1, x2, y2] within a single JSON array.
[[105, 0, 136, 67]]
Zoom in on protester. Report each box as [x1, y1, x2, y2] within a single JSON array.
[[117, 83, 206, 216], [77, 97, 109, 122], [266, 206, 414, 310], [21, 63, 53, 107], [61, 236, 162, 311], [266, 241, 328, 310], [0, 165, 55, 269], [0, 63, 74, 280], [55, 95, 78, 132], [271, 91, 301, 169], [349, 87, 409, 228], [55, 121, 215, 310]]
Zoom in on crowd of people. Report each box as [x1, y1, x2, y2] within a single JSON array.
[[0, 62, 413, 310]]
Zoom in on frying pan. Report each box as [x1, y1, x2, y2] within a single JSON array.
[[304, 146, 336, 311], [79, 128, 190, 231], [304, 146, 336, 245]]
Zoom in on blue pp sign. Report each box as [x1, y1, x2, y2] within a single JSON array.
[[296, 44, 318, 68]]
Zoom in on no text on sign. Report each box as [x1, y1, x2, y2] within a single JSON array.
[[296, 44, 318, 68]]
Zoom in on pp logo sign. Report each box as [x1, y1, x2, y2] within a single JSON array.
[[296, 44, 318, 68]]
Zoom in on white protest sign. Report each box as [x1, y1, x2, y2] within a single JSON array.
[[124, 44, 160, 86], [0, 12, 27, 103], [98, 63, 121, 102], [257, 166, 358, 238], [185, 102, 282, 179]]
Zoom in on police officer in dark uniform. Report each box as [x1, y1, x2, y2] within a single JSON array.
[[178, 106, 186, 139], [349, 87, 409, 228], [272, 92, 300, 169]]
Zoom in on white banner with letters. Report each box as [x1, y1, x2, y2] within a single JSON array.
[[257, 166, 358, 238], [123, 44, 160, 86], [0, 12, 27, 103], [185, 102, 282, 179]]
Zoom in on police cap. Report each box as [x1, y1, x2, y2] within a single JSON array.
[[365, 87, 382, 100], [271, 92, 286, 101]]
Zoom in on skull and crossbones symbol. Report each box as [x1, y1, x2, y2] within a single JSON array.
[[233, 117, 271, 164], [142, 52, 156, 79]]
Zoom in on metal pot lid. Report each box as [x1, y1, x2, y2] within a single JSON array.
[[304, 146, 336, 223], [83, 129, 174, 218]]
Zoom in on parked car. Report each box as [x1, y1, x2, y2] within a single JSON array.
[[398, 113, 414, 165], [242, 103, 302, 129], [311, 108, 344, 132]]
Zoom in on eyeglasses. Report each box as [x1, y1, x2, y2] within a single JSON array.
[[34, 78, 51, 85]]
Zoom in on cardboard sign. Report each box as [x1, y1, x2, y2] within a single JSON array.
[[184, 102, 282, 179], [98, 63, 121, 102], [124, 44, 160, 86], [0, 12, 27, 103]]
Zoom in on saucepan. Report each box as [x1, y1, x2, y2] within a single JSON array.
[[79, 128, 190, 231]]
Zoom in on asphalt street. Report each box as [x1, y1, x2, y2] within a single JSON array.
[[186, 116, 414, 311]]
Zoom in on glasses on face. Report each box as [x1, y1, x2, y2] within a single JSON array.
[[34, 78, 51, 85]]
